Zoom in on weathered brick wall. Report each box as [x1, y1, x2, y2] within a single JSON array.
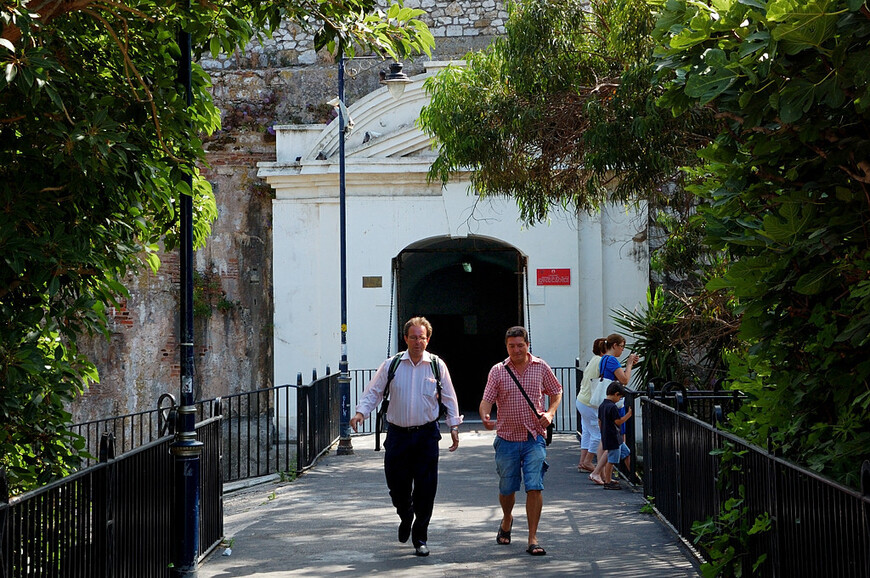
[[68, 1, 504, 423]]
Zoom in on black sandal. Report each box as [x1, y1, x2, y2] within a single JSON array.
[[526, 543, 546, 556], [496, 518, 513, 545]]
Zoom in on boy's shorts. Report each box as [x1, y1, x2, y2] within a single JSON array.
[[494, 433, 548, 495], [607, 442, 631, 464]]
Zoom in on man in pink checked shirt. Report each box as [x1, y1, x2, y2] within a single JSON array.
[[350, 316, 462, 557], [479, 326, 562, 557]]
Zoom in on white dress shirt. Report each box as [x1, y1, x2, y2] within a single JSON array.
[[355, 350, 464, 428]]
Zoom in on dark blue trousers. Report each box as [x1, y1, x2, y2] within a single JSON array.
[[383, 421, 441, 546]]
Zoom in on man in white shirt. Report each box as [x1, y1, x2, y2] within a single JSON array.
[[350, 317, 463, 556]]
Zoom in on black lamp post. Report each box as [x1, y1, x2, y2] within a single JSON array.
[[335, 56, 411, 456], [170, 5, 203, 575], [336, 54, 353, 455]]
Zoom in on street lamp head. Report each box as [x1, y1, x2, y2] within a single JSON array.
[[381, 61, 412, 100]]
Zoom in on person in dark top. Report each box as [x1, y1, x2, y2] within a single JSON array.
[[597, 381, 633, 490]]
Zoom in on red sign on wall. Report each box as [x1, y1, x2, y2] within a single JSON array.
[[536, 268, 571, 286]]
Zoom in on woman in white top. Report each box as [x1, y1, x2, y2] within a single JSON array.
[[587, 334, 639, 484], [576, 338, 606, 472]]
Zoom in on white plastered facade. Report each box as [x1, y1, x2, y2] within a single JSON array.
[[258, 62, 649, 437]]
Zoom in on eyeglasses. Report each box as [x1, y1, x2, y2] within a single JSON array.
[[406, 335, 428, 341]]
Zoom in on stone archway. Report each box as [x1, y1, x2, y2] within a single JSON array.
[[395, 236, 525, 412]]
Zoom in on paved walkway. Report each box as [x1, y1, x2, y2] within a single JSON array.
[[199, 428, 700, 577]]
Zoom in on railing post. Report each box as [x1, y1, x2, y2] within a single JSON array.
[[674, 391, 685, 413], [641, 398, 652, 501], [864, 461, 870, 578], [713, 404, 724, 428], [575, 358, 582, 434], [95, 432, 116, 576], [766, 426, 782, 576], [673, 400, 683, 535], [863, 460, 870, 497], [623, 390, 638, 483], [0, 467, 8, 576], [296, 372, 305, 473]]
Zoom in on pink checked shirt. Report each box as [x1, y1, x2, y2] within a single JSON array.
[[483, 355, 562, 442], [355, 351, 463, 428]]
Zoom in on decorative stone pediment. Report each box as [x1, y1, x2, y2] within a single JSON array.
[[258, 62, 465, 200]]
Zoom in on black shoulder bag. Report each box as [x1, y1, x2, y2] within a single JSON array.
[[503, 362, 554, 446]]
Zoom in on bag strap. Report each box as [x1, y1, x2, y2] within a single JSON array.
[[430, 354, 443, 404], [383, 353, 442, 403], [383, 352, 404, 402], [503, 362, 542, 419], [598, 354, 612, 378]]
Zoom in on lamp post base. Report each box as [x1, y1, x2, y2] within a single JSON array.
[[336, 437, 355, 455]]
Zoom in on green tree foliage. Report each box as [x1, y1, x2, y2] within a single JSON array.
[[613, 285, 738, 388], [0, 0, 433, 494], [653, 0, 870, 486], [420, 0, 870, 488], [418, 0, 712, 223]]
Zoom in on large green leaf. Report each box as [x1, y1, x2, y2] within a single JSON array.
[[685, 50, 739, 103], [758, 200, 812, 243], [768, 0, 838, 54], [794, 266, 835, 295]]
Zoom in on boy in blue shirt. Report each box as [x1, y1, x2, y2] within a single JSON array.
[[597, 381, 633, 490]]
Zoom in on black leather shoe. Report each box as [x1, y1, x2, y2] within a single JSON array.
[[398, 516, 412, 543], [414, 543, 429, 557]]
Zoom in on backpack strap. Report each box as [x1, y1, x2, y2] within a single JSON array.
[[430, 354, 442, 399], [383, 352, 404, 402], [383, 353, 447, 419]]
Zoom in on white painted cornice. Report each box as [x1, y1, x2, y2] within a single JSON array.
[[259, 61, 472, 200]]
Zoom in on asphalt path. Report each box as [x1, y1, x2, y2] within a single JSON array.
[[199, 428, 700, 577]]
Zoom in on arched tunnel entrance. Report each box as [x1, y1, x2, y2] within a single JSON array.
[[395, 236, 526, 414]]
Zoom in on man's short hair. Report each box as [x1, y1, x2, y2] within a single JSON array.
[[404, 316, 433, 338], [607, 381, 627, 397], [504, 326, 529, 344]]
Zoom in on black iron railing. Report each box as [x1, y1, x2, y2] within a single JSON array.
[[216, 369, 340, 481], [296, 370, 340, 471], [70, 396, 211, 468], [198, 414, 224, 556], [647, 380, 745, 425], [70, 369, 340, 485], [70, 407, 165, 469], [350, 367, 378, 434], [642, 396, 870, 577], [550, 362, 580, 432], [0, 416, 222, 577], [220, 385, 291, 483]]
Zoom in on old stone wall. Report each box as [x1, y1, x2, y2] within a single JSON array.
[[68, 0, 505, 424]]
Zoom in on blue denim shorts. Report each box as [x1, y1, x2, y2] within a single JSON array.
[[493, 433, 548, 495], [607, 442, 631, 464]]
